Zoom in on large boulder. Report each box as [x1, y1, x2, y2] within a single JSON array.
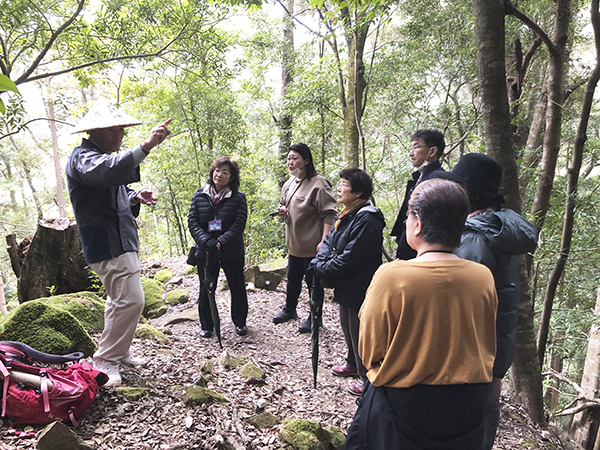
[[244, 259, 287, 291], [0, 301, 96, 356]]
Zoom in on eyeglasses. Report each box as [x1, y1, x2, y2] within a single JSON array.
[[409, 145, 431, 152], [337, 181, 351, 189]]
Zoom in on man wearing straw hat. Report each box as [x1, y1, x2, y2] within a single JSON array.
[[66, 101, 171, 387]]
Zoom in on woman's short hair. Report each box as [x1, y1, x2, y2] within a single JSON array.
[[289, 143, 317, 180], [408, 179, 468, 248], [339, 168, 373, 199], [207, 156, 240, 191]]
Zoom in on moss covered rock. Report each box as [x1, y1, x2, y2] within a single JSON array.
[[325, 425, 345, 450], [215, 349, 244, 369], [39, 292, 106, 331], [183, 266, 198, 276], [279, 419, 333, 450], [115, 387, 149, 401], [134, 324, 171, 345], [165, 289, 189, 305], [238, 361, 265, 379], [184, 386, 228, 406], [247, 412, 279, 429], [141, 277, 166, 319], [0, 301, 96, 356], [154, 269, 173, 284]]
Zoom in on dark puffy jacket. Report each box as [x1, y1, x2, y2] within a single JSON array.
[[455, 209, 538, 378], [188, 185, 247, 262], [310, 202, 385, 308]]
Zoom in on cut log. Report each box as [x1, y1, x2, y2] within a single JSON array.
[[17, 218, 94, 303]]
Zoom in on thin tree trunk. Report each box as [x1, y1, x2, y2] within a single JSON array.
[[571, 286, 600, 448], [537, 0, 600, 368], [278, 0, 294, 189], [8, 135, 43, 219], [44, 78, 66, 218]]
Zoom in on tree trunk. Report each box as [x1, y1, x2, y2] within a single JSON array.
[[537, 33, 600, 365], [472, 0, 520, 212], [278, 0, 294, 189], [17, 218, 94, 302], [44, 77, 66, 218], [342, 12, 368, 169], [571, 287, 600, 448]]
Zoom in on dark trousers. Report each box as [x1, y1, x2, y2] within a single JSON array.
[[285, 255, 323, 312], [345, 382, 489, 450], [197, 256, 248, 330], [339, 305, 367, 380], [482, 378, 501, 449]]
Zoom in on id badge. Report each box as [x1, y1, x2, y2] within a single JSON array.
[[208, 220, 222, 232]]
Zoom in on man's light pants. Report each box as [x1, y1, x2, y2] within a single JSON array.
[[91, 252, 144, 368]]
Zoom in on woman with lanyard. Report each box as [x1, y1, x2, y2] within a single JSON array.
[[272, 143, 337, 333], [188, 156, 249, 338]]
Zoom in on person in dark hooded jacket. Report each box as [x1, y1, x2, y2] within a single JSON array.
[[308, 168, 385, 397], [438, 153, 538, 450]]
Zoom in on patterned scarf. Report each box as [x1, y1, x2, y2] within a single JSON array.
[[334, 198, 367, 231], [209, 185, 231, 206]]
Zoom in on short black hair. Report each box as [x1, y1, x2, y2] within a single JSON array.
[[408, 179, 468, 248], [411, 129, 445, 159], [339, 168, 373, 199], [288, 143, 317, 180], [207, 157, 241, 191]]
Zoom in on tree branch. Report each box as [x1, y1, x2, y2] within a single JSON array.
[[0, 118, 74, 141], [15, 0, 86, 84], [504, 1, 556, 55]]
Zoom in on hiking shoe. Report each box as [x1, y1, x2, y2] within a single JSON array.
[[199, 329, 213, 338], [331, 363, 359, 377], [98, 366, 122, 388], [348, 380, 365, 396], [235, 325, 248, 336], [272, 307, 298, 324], [298, 315, 321, 333], [121, 354, 146, 368]]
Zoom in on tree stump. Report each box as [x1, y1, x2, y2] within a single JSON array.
[[16, 218, 94, 303]]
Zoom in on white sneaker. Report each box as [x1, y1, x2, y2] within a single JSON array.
[[121, 354, 146, 368], [98, 366, 122, 388]]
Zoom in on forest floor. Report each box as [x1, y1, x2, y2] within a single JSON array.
[[0, 256, 580, 449]]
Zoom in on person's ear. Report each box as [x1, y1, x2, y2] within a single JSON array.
[[428, 146, 438, 160], [414, 214, 422, 237]]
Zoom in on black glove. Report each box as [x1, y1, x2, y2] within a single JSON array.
[[205, 239, 219, 255]]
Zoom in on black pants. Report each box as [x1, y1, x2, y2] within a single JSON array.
[[345, 382, 489, 450], [197, 256, 248, 330], [285, 255, 323, 312], [339, 305, 367, 380]]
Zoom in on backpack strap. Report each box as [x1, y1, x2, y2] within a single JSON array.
[[0, 358, 9, 418], [0, 342, 84, 364]]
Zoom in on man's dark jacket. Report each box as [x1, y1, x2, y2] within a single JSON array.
[[309, 202, 385, 309], [65, 138, 143, 264], [390, 161, 445, 260], [455, 209, 538, 378], [188, 184, 247, 262]]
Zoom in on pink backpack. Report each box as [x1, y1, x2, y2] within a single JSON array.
[[0, 341, 108, 426]]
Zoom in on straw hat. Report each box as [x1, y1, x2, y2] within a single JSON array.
[[71, 101, 142, 134]]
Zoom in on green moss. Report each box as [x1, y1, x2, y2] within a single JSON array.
[[184, 386, 228, 406], [134, 324, 171, 345], [165, 289, 189, 305], [141, 277, 165, 319], [115, 387, 149, 401], [247, 412, 279, 429], [279, 419, 331, 450], [325, 425, 345, 450], [239, 362, 265, 379], [183, 266, 198, 276], [154, 269, 173, 283], [39, 292, 106, 331], [0, 301, 96, 356]]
